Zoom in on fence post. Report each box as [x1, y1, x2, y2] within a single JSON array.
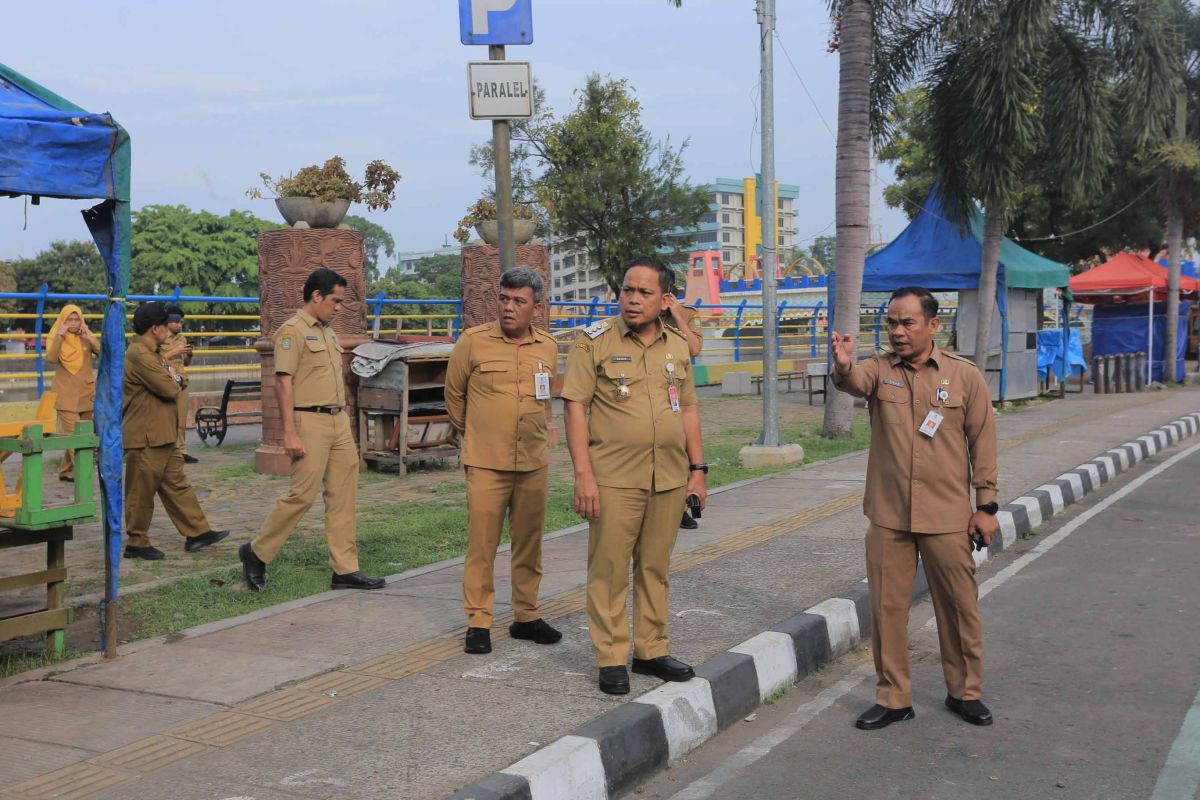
[[371, 291, 385, 339], [776, 301, 788, 361], [584, 296, 601, 327], [733, 299, 748, 362], [810, 300, 824, 358], [875, 303, 886, 351], [452, 301, 462, 339], [34, 282, 50, 397]]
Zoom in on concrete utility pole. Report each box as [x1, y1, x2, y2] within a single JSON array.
[[740, 0, 804, 467], [490, 43, 516, 274]]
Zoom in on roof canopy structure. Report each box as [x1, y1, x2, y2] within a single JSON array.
[[863, 189, 1069, 293], [1, 63, 130, 655], [1069, 252, 1200, 305]]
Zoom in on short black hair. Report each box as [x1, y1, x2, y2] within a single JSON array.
[[623, 256, 674, 294], [133, 301, 169, 335], [303, 268, 348, 302], [165, 304, 185, 322], [889, 286, 939, 321]]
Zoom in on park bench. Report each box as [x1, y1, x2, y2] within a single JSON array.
[[752, 370, 804, 395], [803, 361, 829, 405], [195, 379, 262, 446]]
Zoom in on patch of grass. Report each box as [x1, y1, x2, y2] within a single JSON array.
[[0, 648, 86, 680], [433, 481, 467, 495], [763, 683, 791, 705], [213, 463, 256, 480], [707, 421, 871, 487]]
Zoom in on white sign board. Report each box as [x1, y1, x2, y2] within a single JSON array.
[[467, 61, 534, 120]]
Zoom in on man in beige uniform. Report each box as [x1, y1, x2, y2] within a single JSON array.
[[445, 267, 562, 655], [830, 286, 999, 729], [123, 302, 229, 560], [240, 268, 384, 592], [563, 258, 708, 695], [159, 305, 198, 464]]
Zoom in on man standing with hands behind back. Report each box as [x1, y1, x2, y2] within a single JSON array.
[[563, 257, 707, 695], [830, 286, 999, 730], [445, 267, 562, 655]]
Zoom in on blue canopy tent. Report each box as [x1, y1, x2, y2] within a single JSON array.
[[830, 190, 1071, 400], [1, 64, 129, 657]]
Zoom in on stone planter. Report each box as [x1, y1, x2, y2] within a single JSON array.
[[474, 218, 536, 246], [275, 197, 352, 229]]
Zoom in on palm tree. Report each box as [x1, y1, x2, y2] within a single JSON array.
[[875, 0, 1181, 369]]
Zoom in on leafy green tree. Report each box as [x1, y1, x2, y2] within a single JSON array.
[[8, 240, 107, 315], [808, 235, 838, 274], [537, 76, 711, 293], [343, 214, 396, 284], [131, 205, 281, 320], [369, 254, 462, 334]]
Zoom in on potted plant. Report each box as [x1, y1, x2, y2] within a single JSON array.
[[248, 156, 401, 228], [454, 198, 536, 246]]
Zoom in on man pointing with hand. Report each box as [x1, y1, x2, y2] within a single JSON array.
[[830, 286, 999, 730]]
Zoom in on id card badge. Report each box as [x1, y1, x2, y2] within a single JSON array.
[[668, 384, 681, 413], [534, 363, 551, 401], [919, 410, 944, 438]]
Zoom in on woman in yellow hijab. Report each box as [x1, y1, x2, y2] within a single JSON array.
[[45, 305, 99, 481]]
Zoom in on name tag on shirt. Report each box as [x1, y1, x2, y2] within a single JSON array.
[[919, 410, 944, 437], [668, 384, 681, 413], [534, 370, 551, 400]]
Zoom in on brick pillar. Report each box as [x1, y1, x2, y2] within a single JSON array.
[[460, 243, 550, 329], [255, 228, 368, 475]]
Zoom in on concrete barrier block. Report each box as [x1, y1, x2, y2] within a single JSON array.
[[448, 773, 532, 800], [770, 613, 832, 677], [571, 703, 667, 798], [731, 631, 798, 702], [502, 736, 606, 800], [721, 371, 753, 395], [635, 679, 719, 762], [695, 651, 760, 731], [805, 598, 859, 656]]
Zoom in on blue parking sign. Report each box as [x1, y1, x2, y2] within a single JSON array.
[[459, 0, 533, 45]]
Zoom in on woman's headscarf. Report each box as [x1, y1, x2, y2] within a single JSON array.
[[48, 304, 86, 375]]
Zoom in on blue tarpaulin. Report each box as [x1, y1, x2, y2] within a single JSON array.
[[1036, 328, 1087, 381], [1156, 259, 1199, 280], [1, 63, 129, 655], [1092, 302, 1190, 383]]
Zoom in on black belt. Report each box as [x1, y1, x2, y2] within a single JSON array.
[[295, 406, 342, 414]]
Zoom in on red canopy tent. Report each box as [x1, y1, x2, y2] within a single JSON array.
[[1069, 252, 1200, 305]]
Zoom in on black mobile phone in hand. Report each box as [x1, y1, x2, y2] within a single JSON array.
[[687, 493, 702, 520], [970, 531, 986, 551]]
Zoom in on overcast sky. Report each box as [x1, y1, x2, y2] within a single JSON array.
[[0, 0, 905, 264]]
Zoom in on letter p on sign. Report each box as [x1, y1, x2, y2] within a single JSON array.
[[459, 0, 533, 45]]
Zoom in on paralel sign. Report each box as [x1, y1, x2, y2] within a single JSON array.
[[466, 61, 533, 120]]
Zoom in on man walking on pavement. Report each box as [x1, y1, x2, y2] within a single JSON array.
[[159, 305, 198, 464], [123, 302, 229, 560], [563, 257, 708, 695], [445, 266, 562, 655], [830, 286, 999, 730], [239, 268, 384, 592]]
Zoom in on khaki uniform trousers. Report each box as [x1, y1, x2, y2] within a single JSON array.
[[463, 465, 548, 628], [587, 484, 686, 666], [124, 444, 210, 547], [176, 388, 189, 453], [866, 523, 984, 708], [252, 412, 359, 574], [57, 409, 93, 478]]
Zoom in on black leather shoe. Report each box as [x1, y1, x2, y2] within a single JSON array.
[[239, 542, 266, 592], [679, 511, 698, 530], [465, 627, 492, 654], [59, 475, 75, 483], [856, 704, 915, 730], [184, 529, 229, 552], [331, 571, 386, 590], [946, 695, 993, 726], [632, 655, 695, 682], [599, 666, 630, 695], [509, 618, 562, 645], [183, 453, 199, 464], [123, 545, 165, 561]]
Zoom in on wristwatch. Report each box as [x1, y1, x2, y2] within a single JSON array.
[[689, 463, 709, 474], [977, 502, 999, 515]]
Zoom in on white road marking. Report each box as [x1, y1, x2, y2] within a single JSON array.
[[668, 441, 1200, 800], [1150, 687, 1200, 800]]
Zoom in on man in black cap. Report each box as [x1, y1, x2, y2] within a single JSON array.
[[159, 304, 198, 464], [123, 302, 228, 559]]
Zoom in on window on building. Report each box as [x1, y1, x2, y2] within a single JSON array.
[[564, 255, 576, 268], [723, 250, 735, 264], [553, 260, 561, 270], [721, 212, 731, 224], [722, 232, 731, 243], [564, 273, 576, 285], [554, 278, 561, 288], [693, 230, 719, 243], [721, 193, 731, 205], [700, 212, 717, 225]]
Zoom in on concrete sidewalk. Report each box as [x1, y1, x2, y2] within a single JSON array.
[[1, 388, 1198, 800]]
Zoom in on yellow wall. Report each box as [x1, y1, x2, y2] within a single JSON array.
[[741, 177, 780, 278]]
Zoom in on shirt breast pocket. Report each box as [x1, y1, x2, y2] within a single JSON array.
[[875, 387, 911, 425], [933, 393, 964, 429], [477, 361, 514, 394], [600, 360, 644, 398]]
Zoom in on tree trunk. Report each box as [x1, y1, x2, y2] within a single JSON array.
[[1165, 203, 1183, 384], [822, 0, 872, 438], [973, 201, 1005, 379]]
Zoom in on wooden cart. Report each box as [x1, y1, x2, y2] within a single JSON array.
[[356, 342, 460, 475]]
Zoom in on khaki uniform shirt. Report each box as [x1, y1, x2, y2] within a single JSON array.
[[831, 346, 998, 533], [561, 316, 697, 491], [663, 305, 702, 339], [46, 333, 98, 413], [123, 339, 182, 449], [444, 321, 558, 472], [273, 310, 345, 408], [158, 331, 190, 389]]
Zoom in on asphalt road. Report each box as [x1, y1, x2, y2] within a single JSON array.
[[641, 442, 1200, 800]]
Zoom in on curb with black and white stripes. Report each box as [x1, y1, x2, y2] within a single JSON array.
[[448, 411, 1200, 800]]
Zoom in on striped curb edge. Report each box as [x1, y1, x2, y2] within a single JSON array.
[[448, 410, 1200, 800]]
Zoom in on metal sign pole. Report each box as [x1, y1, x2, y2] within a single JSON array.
[[489, 44, 516, 274], [758, 0, 781, 446]]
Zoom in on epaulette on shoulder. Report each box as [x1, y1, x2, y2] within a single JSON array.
[[582, 319, 611, 339], [942, 350, 975, 365], [464, 322, 493, 337], [664, 324, 688, 342]]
